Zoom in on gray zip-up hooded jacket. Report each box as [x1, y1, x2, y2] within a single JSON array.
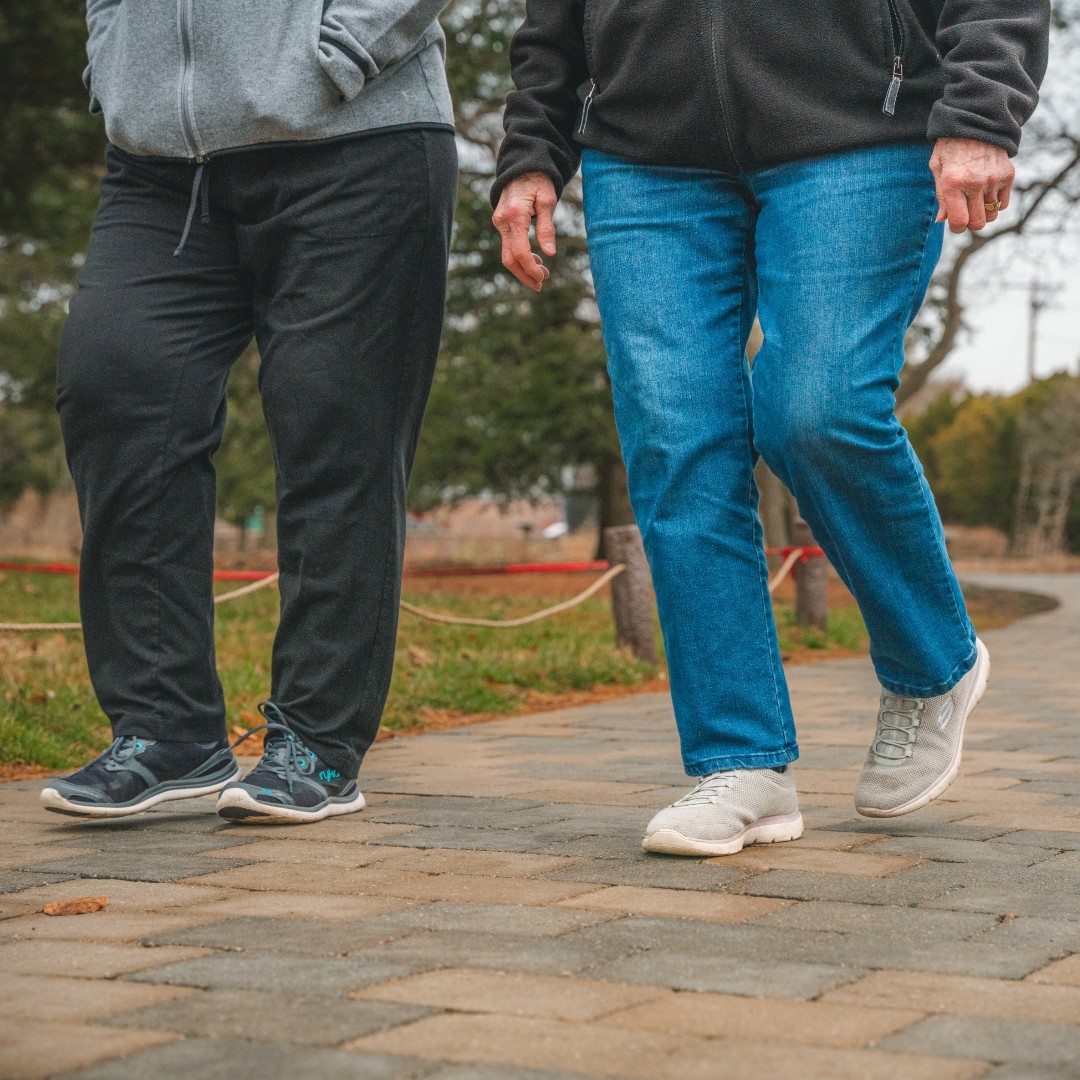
[[84, 0, 455, 160]]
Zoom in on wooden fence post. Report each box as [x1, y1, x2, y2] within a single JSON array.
[[792, 518, 828, 629], [603, 524, 657, 662]]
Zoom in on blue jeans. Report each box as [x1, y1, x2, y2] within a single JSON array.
[[582, 143, 978, 776]]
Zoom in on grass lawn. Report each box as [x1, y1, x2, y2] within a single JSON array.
[[0, 563, 1056, 774]]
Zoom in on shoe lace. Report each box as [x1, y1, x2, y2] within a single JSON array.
[[673, 772, 738, 806], [872, 694, 924, 760], [229, 701, 314, 794], [102, 736, 144, 771]]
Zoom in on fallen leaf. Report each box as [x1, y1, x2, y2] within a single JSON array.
[[406, 645, 435, 668], [43, 896, 108, 917]]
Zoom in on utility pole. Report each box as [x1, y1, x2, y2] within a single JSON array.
[[1027, 280, 1063, 384]]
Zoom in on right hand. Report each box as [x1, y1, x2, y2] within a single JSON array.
[[491, 172, 558, 291]]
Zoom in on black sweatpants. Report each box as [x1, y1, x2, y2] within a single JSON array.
[[57, 129, 457, 778]]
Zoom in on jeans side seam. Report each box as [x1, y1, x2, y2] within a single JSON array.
[[900, 202, 974, 654]]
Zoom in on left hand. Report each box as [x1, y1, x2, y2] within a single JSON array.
[[930, 138, 1015, 234]]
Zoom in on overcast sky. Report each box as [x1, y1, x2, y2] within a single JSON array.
[[935, 7, 1079, 397], [938, 231, 1079, 396]]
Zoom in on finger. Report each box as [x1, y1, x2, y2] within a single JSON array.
[[942, 188, 970, 234], [998, 172, 1014, 212], [966, 190, 987, 231], [535, 197, 557, 257], [509, 216, 544, 290], [498, 220, 540, 290]]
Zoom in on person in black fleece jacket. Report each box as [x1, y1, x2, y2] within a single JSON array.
[[491, 2, 1049, 855]]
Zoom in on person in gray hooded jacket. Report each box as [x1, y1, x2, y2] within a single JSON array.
[[40, 0, 458, 825]]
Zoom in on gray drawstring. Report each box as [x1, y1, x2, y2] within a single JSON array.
[[174, 161, 209, 256]]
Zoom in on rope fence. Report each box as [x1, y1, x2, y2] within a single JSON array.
[[0, 529, 827, 650]]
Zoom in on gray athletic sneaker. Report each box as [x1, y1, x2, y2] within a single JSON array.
[[40, 737, 239, 818], [854, 638, 990, 818], [216, 703, 365, 824], [642, 767, 803, 856]]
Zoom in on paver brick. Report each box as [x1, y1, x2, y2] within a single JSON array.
[[0, 975, 193, 1023], [147, 914, 429, 954], [354, 968, 666, 1021], [51, 1037, 436, 1080], [103, 987, 433, 1044], [878, 1015, 1080, 1065], [753, 899, 998, 939], [0, 1019, 175, 1080], [590, 951, 858, 999], [822, 970, 1080, 1025], [27, 851, 251, 883], [359, 900, 614, 938], [347, 1013, 987, 1080], [601, 990, 926, 1047], [0, 940, 212, 978], [716, 846, 922, 877], [0, 878, 236, 920], [859, 836, 1060, 866], [361, 847, 582, 878], [197, 889, 421, 922], [0, 911, 218, 943], [558, 882, 794, 922], [540, 857, 750, 892], [424, 1067, 597, 1080], [128, 951, 435, 994], [0, 844, 98, 870], [363, 871, 601, 906], [1027, 955, 1080, 987]]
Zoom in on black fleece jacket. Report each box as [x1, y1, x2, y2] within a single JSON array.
[[492, 0, 1051, 207]]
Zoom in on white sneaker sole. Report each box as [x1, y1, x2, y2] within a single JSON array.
[[215, 786, 366, 824], [39, 767, 241, 819], [856, 638, 991, 819], [642, 810, 804, 857]]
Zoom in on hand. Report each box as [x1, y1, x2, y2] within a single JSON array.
[[492, 172, 558, 291], [930, 138, 1015, 234]]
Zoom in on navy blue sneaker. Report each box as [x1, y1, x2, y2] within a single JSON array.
[[40, 737, 239, 818], [216, 702, 365, 824]]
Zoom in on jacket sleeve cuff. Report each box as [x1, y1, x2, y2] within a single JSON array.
[[927, 103, 1022, 157], [318, 34, 371, 102]]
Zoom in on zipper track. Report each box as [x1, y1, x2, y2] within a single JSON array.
[[885, 0, 905, 57], [177, 0, 203, 161], [882, 0, 905, 116], [699, 0, 742, 171]]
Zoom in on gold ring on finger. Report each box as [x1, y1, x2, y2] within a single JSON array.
[[985, 200, 1002, 213]]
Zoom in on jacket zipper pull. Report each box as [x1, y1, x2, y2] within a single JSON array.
[[883, 57, 903, 116], [577, 79, 596, 135]]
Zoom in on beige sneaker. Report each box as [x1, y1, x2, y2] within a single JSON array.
[[854, 639, 990, 818], [642, 767, 803, 857]]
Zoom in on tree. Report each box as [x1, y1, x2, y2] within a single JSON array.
[[1011, 376, 1080, 555], [0, 0, 103, 512], [898, 3, 1080, 408], [410, 0, 634, 550]]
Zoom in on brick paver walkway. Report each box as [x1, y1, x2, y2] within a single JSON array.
[[1, 572, 1078, 1080]]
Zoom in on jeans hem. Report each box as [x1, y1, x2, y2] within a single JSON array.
[[876, 642, 978, 699], [684, 745, 799, 777]]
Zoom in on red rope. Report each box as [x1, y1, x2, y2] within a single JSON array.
[[0, 548, 824, 582]]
